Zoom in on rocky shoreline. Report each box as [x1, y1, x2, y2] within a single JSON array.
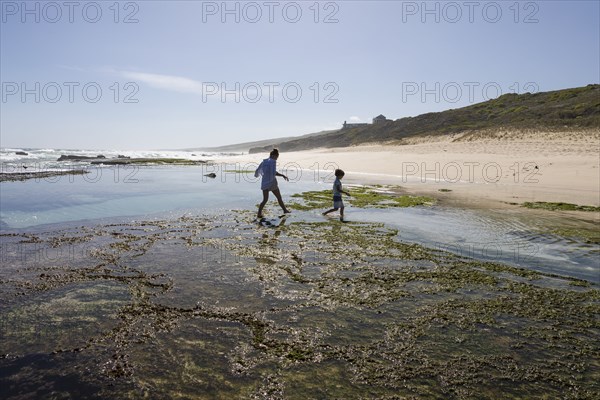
[[0, 209, 597, 398], [54, 154, 207, 166], [88, 158, 207, 165], [0, 170, 88, 182], [1, 157, 210, 182]]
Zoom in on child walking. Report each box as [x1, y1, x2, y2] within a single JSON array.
[[322, 169, 351, 221], [255, 149, 291, 218]]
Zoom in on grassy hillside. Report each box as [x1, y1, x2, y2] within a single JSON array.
[[249, 84, 600, 153], [184, 130, 337, 153]]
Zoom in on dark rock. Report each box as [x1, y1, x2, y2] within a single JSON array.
[[91, 160, 130, 165], [57, 155, 106, 161], [15, 151, 28, 156], [204, 173, 217, 178], [90, 158, 204, 165], [0, 170, 88, 182], [117, 155, 130, 159]]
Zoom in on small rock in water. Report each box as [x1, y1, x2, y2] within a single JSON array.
[[204, 173, 217, 178]]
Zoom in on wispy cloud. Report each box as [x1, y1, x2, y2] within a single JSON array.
[[349, 116, 361, 122], [109, 69, 280, 103], [118, 71, 204, 95]]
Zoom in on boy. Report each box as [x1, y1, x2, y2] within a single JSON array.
[[322, 169, 351, 221]]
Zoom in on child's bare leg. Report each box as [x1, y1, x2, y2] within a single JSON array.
[[323, 208, 338, 215], [340, 206, 345, 221], [257, 190, 269, 217], [272, 189, 290, 213]]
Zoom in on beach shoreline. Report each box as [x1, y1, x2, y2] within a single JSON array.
[[221, 131, 600, 214], [0, 169, 89, 182]]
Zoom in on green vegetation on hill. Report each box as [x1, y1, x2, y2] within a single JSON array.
[[250, 84, 600, 153]]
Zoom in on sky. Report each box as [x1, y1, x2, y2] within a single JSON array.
[[1, 0, 599, 150]]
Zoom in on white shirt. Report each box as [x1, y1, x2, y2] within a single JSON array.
[[256, 158, 277, 190]]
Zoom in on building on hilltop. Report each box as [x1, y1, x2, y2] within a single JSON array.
[[342, 114, 391, 130], [372, 114, 391, 124], [342, 121, 369, 130]]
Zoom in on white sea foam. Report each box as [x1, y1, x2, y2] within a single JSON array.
[[0, 147, 240, 171]]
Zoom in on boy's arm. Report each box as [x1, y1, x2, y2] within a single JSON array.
[[336, 182, 350, 196]]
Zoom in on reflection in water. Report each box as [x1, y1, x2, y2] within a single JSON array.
[[346, 205, 599, 283]]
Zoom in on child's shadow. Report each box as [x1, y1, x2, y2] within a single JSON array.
[[257, 215, 288, 230]]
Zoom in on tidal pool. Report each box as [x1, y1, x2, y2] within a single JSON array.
[[1, 206, 598, 399]]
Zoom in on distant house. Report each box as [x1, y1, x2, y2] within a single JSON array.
[[342, 120, 369, 130], [342, 114, 391, 130], [372, 114, 390, 124]]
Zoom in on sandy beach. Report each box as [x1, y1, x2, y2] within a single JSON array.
[[225, 130, 600, 209]]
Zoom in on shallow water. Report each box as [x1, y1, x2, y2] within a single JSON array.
[[1, 166, 599, 398], [346, 206, 599, 283], [0, 165, 271, 227], [2, 165, 596, 282]]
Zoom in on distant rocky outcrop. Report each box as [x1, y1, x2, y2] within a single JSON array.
[[15, 151, 28, 156], [57, 155, 106, 161]]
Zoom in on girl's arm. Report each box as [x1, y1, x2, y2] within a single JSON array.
[[276, 172, 289, 181], [254, 161, 263, 177]]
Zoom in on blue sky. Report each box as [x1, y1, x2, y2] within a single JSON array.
[[1, 0, 599, 150]]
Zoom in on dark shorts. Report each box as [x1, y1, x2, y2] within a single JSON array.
[[333, 195, 343, 209], [262, 180, 279, 192]]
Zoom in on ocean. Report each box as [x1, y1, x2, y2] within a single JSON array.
[[0, 147, 232, 171]]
